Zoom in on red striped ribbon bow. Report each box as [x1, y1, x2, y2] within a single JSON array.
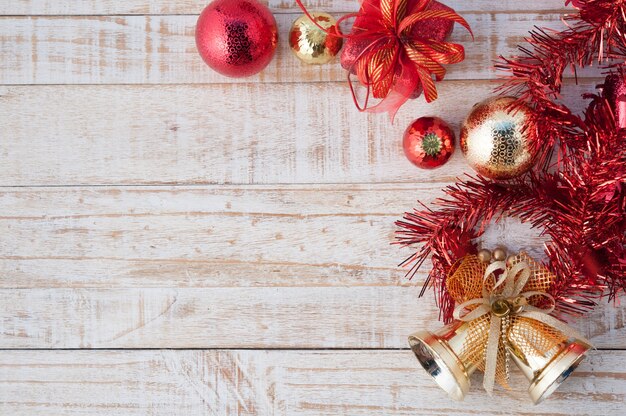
[[297, 0, 472, 120]]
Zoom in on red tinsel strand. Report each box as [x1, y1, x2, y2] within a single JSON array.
[[396, 176, 543, 322], [395, 171, 619, 323], [555, 95, 626, 299], [397, 96, 626, 319]]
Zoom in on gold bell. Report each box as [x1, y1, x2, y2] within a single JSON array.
[[507, 319, 591, 404], [408, 321, 477, 401]]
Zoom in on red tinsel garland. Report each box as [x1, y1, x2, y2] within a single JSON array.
[[397, 0, 626, 323], [496, 0, 626, 160]]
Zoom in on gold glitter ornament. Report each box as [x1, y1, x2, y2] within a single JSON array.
[[460, 97, 539, 180], [289, 12, 342, 65]]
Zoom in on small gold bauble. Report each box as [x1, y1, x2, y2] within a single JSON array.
[[511, 295, 527, 314], [289, 12, 343, 65], [460, 96, 539, 180], [492, 248, 507, 262], [477, 249, 492, 263], [491, 299, 511, 317]]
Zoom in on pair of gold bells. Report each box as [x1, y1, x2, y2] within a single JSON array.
[[408, 248, 592, 404]]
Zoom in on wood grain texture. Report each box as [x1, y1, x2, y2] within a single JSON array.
[[2, 287, 623, 349], [1, 350, 625, 416], [0, 184, 569, 288], [0, 185, 623, 349], [0, 80, 597, 186], [0, 12, 575, 85], [0, 0, 571, 15], [0, 183, 437, 288]]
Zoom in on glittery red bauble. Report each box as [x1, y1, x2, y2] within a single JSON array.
[[602, 73, 626, 129], [195, 0, 278, 78], [403, 117, 455, 169]]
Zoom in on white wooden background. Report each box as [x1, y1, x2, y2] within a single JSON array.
[[0, 1, 624, 415]]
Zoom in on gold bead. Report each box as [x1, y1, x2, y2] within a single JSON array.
[[289, 13, 343, 65], [492, 248, 507, 261], [477, 249, 492, 263], [506, 255, 517, 267]]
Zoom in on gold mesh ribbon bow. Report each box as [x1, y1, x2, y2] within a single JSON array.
[[449, 253, 591, 395]]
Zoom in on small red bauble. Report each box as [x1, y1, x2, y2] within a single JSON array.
[[195, 0, 278, 78], [403, 117, 456, 169]]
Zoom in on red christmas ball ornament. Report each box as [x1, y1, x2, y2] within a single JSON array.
[[602, 73, 626, 129], [403, 117, 456, 169], [195, 0, 278, 78]]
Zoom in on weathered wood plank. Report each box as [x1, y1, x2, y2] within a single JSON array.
[[6, 183, 616, 349], [2, 183, 623, 349], [1, 287, 622, 349], [0, 183, 557, 289], [6, 287, 625, 350], [0, 183, 422, 288], [0, 13, 573, 85], [0, 349, 624, 415], [0, 80, 597, 186], [0, 0, 571, 16], [0, 185, 555, 288]]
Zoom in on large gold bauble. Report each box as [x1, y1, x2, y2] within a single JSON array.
[[460, 97, 539, 180], [289, 13, 342, 65]]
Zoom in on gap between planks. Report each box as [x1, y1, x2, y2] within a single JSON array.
[[0, 347, 624, 351]]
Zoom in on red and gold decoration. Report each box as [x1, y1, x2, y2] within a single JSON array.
[[289, 13, 343, 65], [195, 0, 278, 78], [297, 0, 472, 119], [396, 0, 625, 402], [460, 97, 539, 180], [403, 117, 455, 169]]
